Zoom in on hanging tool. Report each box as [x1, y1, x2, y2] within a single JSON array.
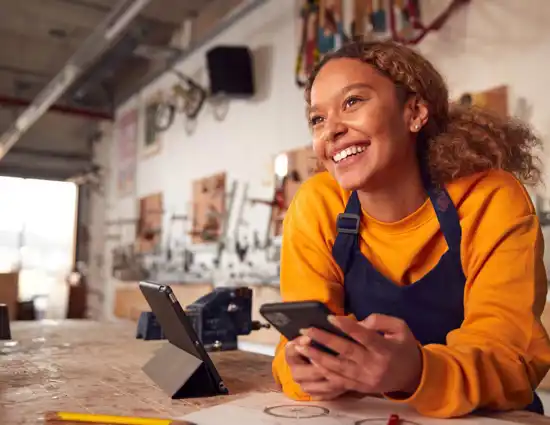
[[233, 183, 250, 263], [295, 0, 320, 87], [166, 212, 188, 262], [253, 231, 262, 250], [371, 0, 388, 33], [317, 0, 347, 56], [153, 69, 208, 132], [213, 181, 238, 267], [388, 0, 471, 45], [351, 0, 374, 39]]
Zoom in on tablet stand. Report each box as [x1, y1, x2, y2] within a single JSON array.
[[142, 342, 224, 398]]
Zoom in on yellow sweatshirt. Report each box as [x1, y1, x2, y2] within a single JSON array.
[[272, 169, 550, 418]]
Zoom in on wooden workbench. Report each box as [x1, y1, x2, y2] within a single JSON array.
[[2, 320, 549, 425]]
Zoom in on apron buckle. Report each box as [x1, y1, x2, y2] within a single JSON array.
[[336, 213, 360, 234]]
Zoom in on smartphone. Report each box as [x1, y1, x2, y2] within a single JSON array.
[[259, 300, 357, 356]]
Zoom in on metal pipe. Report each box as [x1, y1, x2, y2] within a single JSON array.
[[0, 0, 152, 161], [0, 95, 113, 121], [8, 146, 91, 161], [0, 164, 80, 181]]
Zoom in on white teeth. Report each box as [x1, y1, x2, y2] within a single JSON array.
[[332, 145, 366, 163]]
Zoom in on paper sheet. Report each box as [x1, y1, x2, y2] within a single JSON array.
[[180, 391, 517, 425]]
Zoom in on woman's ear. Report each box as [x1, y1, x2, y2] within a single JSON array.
[[407, 97, 429, 133]]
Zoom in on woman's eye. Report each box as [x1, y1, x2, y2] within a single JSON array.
[[309, 116, 324, 126], [344, 96, 362, 108]]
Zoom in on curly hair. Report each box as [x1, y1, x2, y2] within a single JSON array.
[[304, 40, 542, 186]]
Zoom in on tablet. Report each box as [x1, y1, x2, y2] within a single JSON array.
[[138, 281, 228, 396]]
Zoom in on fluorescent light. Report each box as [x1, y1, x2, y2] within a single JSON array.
[[105, 0, 152, 41], [0, 128, 21, 152]]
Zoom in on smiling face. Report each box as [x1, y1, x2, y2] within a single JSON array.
[[308, 57, 422, 192]]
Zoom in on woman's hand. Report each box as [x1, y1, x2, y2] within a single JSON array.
[[285, 335, 347, 400], [295, 314, 422, 396]]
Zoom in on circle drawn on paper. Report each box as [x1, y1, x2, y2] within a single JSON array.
[[264, 404, 330, 419], [355, 418, 421, 425]]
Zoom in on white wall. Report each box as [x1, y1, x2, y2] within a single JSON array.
[[92, 0, 550, 317]]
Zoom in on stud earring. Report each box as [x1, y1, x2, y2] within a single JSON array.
[[414, 124, 420, 130]]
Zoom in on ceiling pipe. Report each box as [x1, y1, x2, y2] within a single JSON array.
[[0, 163, 83, 181], [9, 147, 91, 162], [0, 95, 113, 120], [0, 0, 152, 161]]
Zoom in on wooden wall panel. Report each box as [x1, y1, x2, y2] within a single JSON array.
[[457, 85, 509, 118], [272, 145, 323, 236], [191, 172, 226, 244], [136, 192, 163, 253]]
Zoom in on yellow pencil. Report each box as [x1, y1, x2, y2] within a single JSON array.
[[44, 411, 197, 425]]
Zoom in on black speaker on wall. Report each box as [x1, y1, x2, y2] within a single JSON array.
[[206, 45, 255, 98]]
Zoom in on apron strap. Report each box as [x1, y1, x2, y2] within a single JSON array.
[[332, 191, 361, 274], [332, 186, 463, 276], [427, 186, 462, 254]]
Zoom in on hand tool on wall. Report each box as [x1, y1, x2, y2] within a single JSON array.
[[153, 69, 208, 132], [351, 0, 372, 39], [371, 0, 388, 33], [388, 0, 471, 45], [106, 217, 147, 280], [295, 0, 320, 87], [318, 0, 347, 55], [233, 182, 250, 263], [213, 181, 238, 267], [166, 211, 189, 262]]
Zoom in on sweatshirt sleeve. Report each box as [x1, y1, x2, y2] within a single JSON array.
[[272, 181, 345, 400], [386, 212, 550, 417]]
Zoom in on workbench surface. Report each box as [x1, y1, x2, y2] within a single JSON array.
[[2, 320, 549, 425]]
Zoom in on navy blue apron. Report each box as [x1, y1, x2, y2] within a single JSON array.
[[331, 185, 543, 415]]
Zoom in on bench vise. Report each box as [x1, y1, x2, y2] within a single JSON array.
[[185, 287, 270, 351]]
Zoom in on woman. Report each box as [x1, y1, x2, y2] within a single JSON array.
[[272, 40, 550, 418]]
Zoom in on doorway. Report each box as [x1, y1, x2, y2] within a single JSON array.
[[0, 176, 78, 319]]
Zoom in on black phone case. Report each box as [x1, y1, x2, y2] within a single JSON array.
[[259, 301, 356, 356]]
